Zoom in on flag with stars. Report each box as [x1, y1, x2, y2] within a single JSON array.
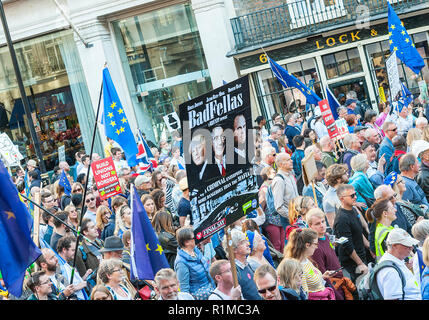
[[268, 56, 322, 105], [102, 67, 138, 167], [130, 185, 169, 280], [0, 159, 41, 297], [388, 2, 425, 75], [58, 169, 71, 196]]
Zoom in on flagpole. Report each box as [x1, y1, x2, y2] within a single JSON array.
[[21, 193, 102, 249], [69, 75, 104, 285]]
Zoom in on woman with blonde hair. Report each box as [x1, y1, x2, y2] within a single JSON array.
[[276, 258, 307, 300], [64, 204, 80, 230], [90, 284, 113, 300], [97, 258, 135, 300], [286, 196, 315, 239], [95, 205, 112, 236], [141, 194, 156, 221], [284, 228, 336, 300], [407, 128, 422, 151], [114, 205, 131, 239], [420, 237, 429, 299], [422, 125, 429, 142]]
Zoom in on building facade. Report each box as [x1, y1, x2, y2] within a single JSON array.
[[0, 0, 240, 170], [227, 0, 429, 126]]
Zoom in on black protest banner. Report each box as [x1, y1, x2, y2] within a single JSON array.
[[179, 75, 259, 243]]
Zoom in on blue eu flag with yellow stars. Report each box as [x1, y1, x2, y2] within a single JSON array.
[[0, 159, 41, 297], [103, 67, 138, 167], [58, 169, 71, 196], [130, 185, 169, 280], [268, 56, 322, 105], [388, 2, 424, 75]]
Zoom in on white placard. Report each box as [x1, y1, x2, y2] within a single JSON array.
[[0, 132, 24, 167], [163, 112, 181, 133], [386, 51, 402, 101], [58, 145, 66, 163]]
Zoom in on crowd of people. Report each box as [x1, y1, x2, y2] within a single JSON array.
[[2, 89, 429, 301]]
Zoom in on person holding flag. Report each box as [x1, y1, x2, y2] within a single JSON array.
[[129, 184, 171, 292], [0, 158, 41, 299]]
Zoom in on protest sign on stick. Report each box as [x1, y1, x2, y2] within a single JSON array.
[[91, 157, 122, 200], [179, 75, 259, 244], [302, 150, 318, 207]]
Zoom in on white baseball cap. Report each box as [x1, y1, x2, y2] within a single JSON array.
[[386, 227, 419, 247]]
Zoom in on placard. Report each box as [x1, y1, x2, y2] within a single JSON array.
[[179, 75, 259, 243], [58, 145, 66, 163], [91, 157, 122, 200], [163, 112, 181, 133], [335, 118, 349, 140], [418, 80, 428, 104], [386, 51, 402, 100], [0, 132, 24, 167], [318, 99, 339, 139], [302, 151, 317, 186]]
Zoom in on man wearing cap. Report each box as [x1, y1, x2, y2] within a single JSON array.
[[376, 228, 422, 300], [353, 125, 367, 145], [311, 107, 329, 139], [135, 174, 152, 197], [413, 140, 429, 203], [177, 178, 191, 227]]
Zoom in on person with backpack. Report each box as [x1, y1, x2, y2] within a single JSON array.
[[259, 166, 284, 252], [384, 135, 407, 175], [271, 152, 299, 231], [374, 228, 421, 300]]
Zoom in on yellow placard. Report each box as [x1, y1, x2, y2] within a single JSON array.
[[379, 86, 387, 103]]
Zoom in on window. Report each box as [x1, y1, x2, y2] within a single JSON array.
[[322, 48, 363, 79], [255, 57, 322, 124], [364, 31, 429, 102]]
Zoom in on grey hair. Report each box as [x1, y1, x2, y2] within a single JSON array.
[[346, 91, 357, 99], [350, 154, 368, 172], [154, 268, 178, 286], [411, 220, 429, 246], [222, 229, 247, 257], [374, 185, 391, 200], [270, 125, 281, 135], [399, 153, 417, 172]]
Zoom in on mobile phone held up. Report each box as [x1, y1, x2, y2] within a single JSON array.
[[335, 237, 348, 244]]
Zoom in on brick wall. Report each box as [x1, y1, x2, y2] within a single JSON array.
[[233, 0, 287, 16]]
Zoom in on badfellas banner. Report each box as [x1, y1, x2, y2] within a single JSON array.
[[179, 75, 259, 243]]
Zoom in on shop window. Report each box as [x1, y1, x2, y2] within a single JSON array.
[[322, 48, 363, 79], [364, 31, 429, 102], [255, 57, 323, 123]]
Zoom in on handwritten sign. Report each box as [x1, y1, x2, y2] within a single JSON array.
[[91, 157, 122, 200]]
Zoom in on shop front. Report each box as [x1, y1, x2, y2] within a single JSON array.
[[112, 3, 212, 143], [0, 29, 98, 171], [235, 13, 429, 126]]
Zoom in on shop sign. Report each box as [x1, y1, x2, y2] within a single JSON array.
[[54, 120, 67, 133], [318, 99, 339, 139], [91, 157, 122, 200]]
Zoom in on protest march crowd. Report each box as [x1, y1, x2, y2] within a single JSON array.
[[2, 3, 429, 302], [2, 90, 429, 301]]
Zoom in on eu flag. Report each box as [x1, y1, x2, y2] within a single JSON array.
[[130, 185, 169, 280], [0, 159, 41, 297], [388, 2, 425, 75], [326, 87, 340, 120], [58, 170, 71, 196], [103, 67, 138, 167], [268, 56, 322, 105]]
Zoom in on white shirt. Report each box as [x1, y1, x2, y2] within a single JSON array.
[[158, 292, 195, 300], [113, 159, 129, 172], [314, 121, 329, 139], [376, 252, 422, 300], [208, 288, 232, 300]]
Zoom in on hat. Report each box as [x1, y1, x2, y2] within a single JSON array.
[[384, 172, 398, 187], [411, 140, 429, 158], [27, 159, 37, 167], [99, 236, 125, 253], [386, 227, 419, 247], [313, 107, 322, 118], [135, 174, 151, 186], [353, 125, 366, 133], [345, 99, 358, 107], [338, 93, 346, 99], [179, 178, 188, 191]]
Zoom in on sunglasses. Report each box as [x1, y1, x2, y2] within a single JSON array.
[[258, 285, 277, 294], [389, 127, 398, 132], [86, 197, 96, 203], [342, 192, 356, 198], [73, 188, 82, 192]]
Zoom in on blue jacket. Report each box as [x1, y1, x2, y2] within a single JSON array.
[[291, 149, 305, 178], [100, 213, 115, 242], [421, 266, 429, 300], [349, 171, 374, 207], [379, 137, 394, 175], [174, 247, 214, 296]]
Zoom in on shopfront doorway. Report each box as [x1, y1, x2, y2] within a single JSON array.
[[328, 77, 371, 108]]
